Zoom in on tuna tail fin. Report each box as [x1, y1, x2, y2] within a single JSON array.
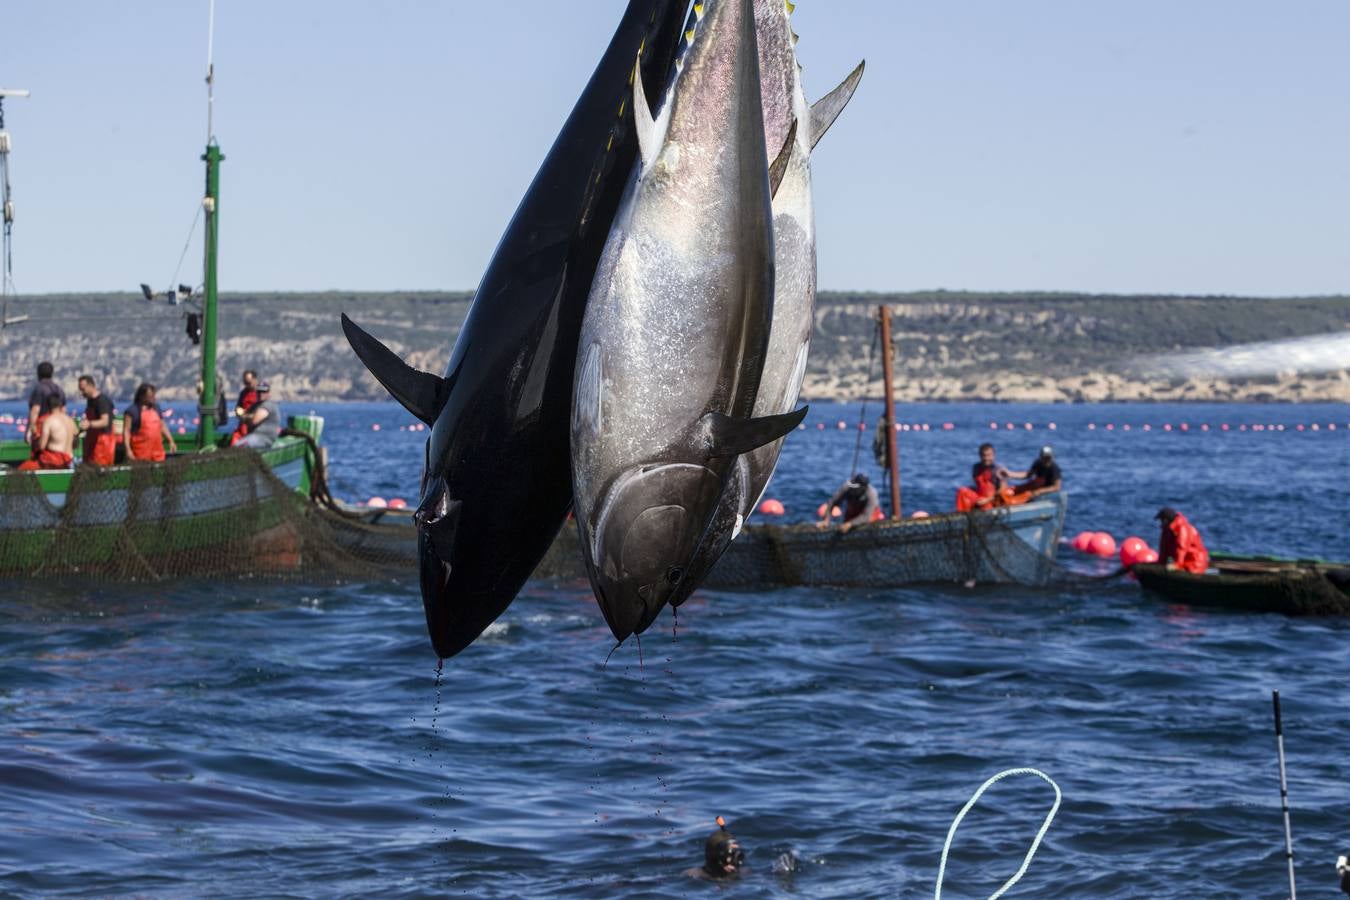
[[808, 60, 865, 150], [767, 118, 799, 199], [702, 406, 809, 457], [340, 313, 450, 425]]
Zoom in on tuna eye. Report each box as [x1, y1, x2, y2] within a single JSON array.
[[666, 567, 684, 585]]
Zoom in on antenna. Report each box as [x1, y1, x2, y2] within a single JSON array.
[[205, 0, 216, 143], [1, 87, 32, 327]]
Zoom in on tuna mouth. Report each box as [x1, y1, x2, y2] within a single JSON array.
[[415, 478, 463, 658], [588, 464, 721, 640]]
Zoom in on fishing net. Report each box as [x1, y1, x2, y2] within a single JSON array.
[[534, 498, 1070, 590], [0, 444, 417, 582]]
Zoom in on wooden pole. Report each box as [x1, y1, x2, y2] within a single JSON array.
[[879, 306, 900, 519]]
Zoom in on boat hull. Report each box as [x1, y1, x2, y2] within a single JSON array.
[[537, 494, 1067, 589], [0, 416, 325, 578], [1135, 557, 1350, 616]]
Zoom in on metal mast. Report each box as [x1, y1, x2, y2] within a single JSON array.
[[0, 88, 32, 328], [197, 0, 223, 448]]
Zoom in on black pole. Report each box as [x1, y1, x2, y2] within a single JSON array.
[[1273, 690, 1297, 899]]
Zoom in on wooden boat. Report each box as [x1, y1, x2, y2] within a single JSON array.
[[1134, 554, 1350, 616], [538, 305, 1067, 590], [535, 493, 1067, 589]]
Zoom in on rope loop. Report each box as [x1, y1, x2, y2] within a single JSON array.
[[935, 767, 1061, 900]]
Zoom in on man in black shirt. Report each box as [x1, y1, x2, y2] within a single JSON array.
[[77, 374, 118, 466], [24, 361, 66, 445], [1003, 445, 1062, 501]]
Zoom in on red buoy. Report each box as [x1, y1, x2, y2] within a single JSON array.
[[758, 498, 786, 516], [1119, 536, 1148, 566], [1134, 548, 1159, 565], [1071, 531, 1095, 552], [388, 498, 408, 510], [1089, 532, 1117, 557]]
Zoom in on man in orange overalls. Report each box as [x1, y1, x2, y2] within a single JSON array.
[[956, 443, 1005, 512], [77, 374, 118, 466], [1156, 507, 1210, 575]]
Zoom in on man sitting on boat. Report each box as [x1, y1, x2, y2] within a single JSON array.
[[818, 472, 880, 534], [955, 443, 1004, 511], [24, 360, 66, 446], [123, 383, 178, 462], [77, 374, 118, 467], [1155, 507, 1209, 575], [1002, 445, 1063, 502], [235, 382, 281, 450], [229, 369, 260, 447], [18, 395, 76, 471]]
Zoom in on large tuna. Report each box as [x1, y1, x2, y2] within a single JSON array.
[[570, 0, 806, 643], [670, 1, 865, 604], [340, 0, 690, 660]]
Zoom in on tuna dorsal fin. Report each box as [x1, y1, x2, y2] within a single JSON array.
[[340, 313, 450, 425], [808, 60, 865, 150], [632, 52, 658, 167], [702, 406, 809, 458], [768, 118, 799, 199]]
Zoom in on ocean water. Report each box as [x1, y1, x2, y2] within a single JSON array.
[[2, 400, 1347, 898]]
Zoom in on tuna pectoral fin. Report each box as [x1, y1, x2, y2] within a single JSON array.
[[632, 52, 659, 167], [702, 407, 809, 458], [809, 60, 866, 150], [341, 313, 450, 425], [768, 118, 799, 199]]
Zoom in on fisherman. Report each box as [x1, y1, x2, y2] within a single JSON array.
[[122, 383, 177, 462], [230, 369, 260, 446], [872, 415, 891, 470], [76, 374, 118, 466], [1155, 507, 1209, 575], [24, 361, 66, 446], [236, 382, 281, 450], [18, 395, 76, 470], [685, 817, 746, 880], [955, 443, 1004, 512], [1002, 445, 1063, 501], [818, 472, 880, 534]]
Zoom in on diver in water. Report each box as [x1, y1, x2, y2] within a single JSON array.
[[685, 816, 745, 880]]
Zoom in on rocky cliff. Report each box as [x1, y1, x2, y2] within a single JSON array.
[[2, 290, 1346, 404]]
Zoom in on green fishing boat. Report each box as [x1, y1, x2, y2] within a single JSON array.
[[0, 50, 350, 580], [1135, 554, 1350, 616]]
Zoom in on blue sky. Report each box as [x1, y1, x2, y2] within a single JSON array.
[[4, 0, 1347, 296]]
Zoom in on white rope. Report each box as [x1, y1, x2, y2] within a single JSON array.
[[935, 768, 1061, 900]]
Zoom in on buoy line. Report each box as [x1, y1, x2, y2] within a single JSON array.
[[935, 767, 1062, 900]]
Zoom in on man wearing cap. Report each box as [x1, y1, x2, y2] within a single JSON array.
[[1003, 446, 1063, 501], [1155, 507, 1209, 575], [818, 472, 881, 534], [236, 382, 281, 450]]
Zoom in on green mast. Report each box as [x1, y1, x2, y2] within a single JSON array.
[[197, 142, 222, 449], [196, 0, 221, 450]]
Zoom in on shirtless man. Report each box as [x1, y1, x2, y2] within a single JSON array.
[[19, 396, 77, 470]]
